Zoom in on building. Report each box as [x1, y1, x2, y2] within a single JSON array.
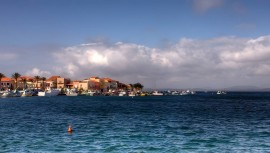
[[0, 77, 15, 90], [18, 76, 34, 89], [46, 76, 70, 89], [78, 81, 89, 91]]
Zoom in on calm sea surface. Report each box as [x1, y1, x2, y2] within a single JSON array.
[[0, 92, 270, 152]]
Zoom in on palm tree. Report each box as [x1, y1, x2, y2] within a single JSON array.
[[12, 72, 21, 89], [41, 77, 46, 90], [0, 73, 5, 89], [21, 78, 27, 90], [34, 76, 41, 90], [133, 82, 144, 91]]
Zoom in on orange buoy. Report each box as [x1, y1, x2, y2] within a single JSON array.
[[68, 125, 72, 133]]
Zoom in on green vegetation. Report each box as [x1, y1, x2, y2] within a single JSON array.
[[41, 77, 46, 90], [21, 78, 27, 90], [0, 73, 5, 89], [34, 76, 41, 90], [12, 72, 21, 89]]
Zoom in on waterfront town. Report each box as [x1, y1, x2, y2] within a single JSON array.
[[0, 72, 150, 97]]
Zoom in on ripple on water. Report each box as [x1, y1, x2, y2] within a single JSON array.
[[0, 94, 270, 152]]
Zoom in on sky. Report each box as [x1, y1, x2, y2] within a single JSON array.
[[1, 0, 270, 89]]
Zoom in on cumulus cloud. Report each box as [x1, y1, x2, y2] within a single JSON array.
[[193, 0, 224, 13], [52, 35, 270, 88], [25, 68, 52, 78]]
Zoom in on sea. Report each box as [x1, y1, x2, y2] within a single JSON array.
[[0, 92, 270, 153]]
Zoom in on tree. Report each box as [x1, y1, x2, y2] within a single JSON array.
[[133, 82, 144, 91], [0, 73, 5, 89], [21, 78, 27, 90], [41, 77, 46, 90], [12, 72, 21, 89], [129, 84, 134, 91], [34, 76, 41, 90]]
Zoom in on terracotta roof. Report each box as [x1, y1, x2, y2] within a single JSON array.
[[47, 76, 61, 81], [90, 76, 99, 79], [103, 78, 112, 81], [1, 77, 13, 81]]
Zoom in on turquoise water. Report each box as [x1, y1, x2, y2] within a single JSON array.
[[0, 92, 270, 152]]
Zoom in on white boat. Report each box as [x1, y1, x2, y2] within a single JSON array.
[[87, 91, 96, 96], [119, 91, 127, 96], [1, 91, 12, 97], [152, 91, 163, 96], [128, 92, 136, 97], [66, 89, 78, 96], [38, 89, 60, 96], [180, 90, 189, 95], [19, 90, 33, 97], [171, 91, 179, 95], [180, 90, 196, 95], [217, 91, 226, 95], [0, 90, 22, 97], [66, 92, 78, 96]]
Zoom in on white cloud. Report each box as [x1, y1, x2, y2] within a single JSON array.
[[52, 35, 270, 88], [193, 0, 224, 13], [25, 68, 51, 78]]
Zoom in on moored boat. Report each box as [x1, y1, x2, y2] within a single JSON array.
[[152, 91, 163, 96], [38, 89, 60, 96], [66, 89, 78, 96], [19, 89, 33, 97], [119, 91, 127, 96], [217, 91, 226, 95]]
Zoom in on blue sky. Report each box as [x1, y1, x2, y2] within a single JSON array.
[[1, 0, 270, 89], [1, 0, 269, 46]]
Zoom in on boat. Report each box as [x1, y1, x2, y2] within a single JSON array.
[[217, 91, 226, 95], [1, 91, 12, 97], [38, 89, 60, 96], [66, 89, 78, 96], [180, 90, 189, 95], [88, 91, 96, 96], [180, 90, 196, 95], [152, 91, 163, 96], [19, 89, 33, 97], [128, 91, 136, 97], [119, 91, 127, 96], [0, 90, 22, 97], [171, 91, 179, 95]]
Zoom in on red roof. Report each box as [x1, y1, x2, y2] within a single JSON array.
[[47, 76, 61, 81], [1, 77, 13, 82], [103, 78, 112, 81], [90, 76, 99, 79]]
